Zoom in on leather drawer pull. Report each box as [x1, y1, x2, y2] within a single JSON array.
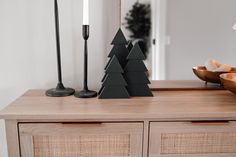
[[191, 121, 229, 125], [62, 122, 103, 126]]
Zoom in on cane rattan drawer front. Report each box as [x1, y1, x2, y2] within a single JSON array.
[[149, 121, 236, 157], [19, 122, 143, 157]]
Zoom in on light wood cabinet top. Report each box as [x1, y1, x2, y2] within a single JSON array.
[[151, 80, 223, 90], [0, 81, 235, 121]]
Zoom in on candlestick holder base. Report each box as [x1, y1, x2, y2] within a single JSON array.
[[74, 89, 97, 98], [46, 83, 75, 97]]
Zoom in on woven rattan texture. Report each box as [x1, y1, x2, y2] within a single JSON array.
[[33, 134, 130, 157], [161, 132, 236, 154]]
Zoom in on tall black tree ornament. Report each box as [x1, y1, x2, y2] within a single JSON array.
[[124, 43, 153, 97], [124, 2, 151, 57], [99, 29, 130, 99]]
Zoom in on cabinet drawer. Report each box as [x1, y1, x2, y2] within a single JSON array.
[[149, 121, 236, 157], [19, 122, 143, 157]]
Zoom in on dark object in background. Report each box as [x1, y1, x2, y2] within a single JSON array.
[[74, 25, 98, 98], [124, 2, 151, 58], [46, 0, 75, 97], [124, 43, 153, 97]]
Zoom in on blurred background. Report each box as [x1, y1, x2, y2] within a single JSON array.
[[121, 0, 236, 80]]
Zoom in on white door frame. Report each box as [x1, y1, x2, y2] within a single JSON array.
[[151, 0, 166, 80]]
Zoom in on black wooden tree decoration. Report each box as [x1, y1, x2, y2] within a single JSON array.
[[99, 28, 130, 95], [124, 43, 153, 96], [46, 0, 75, 97], [99, 56, 130, 99]]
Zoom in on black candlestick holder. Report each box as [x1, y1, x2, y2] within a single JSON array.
[[46, 0, 75, 97], [74, 25, 97, 98]]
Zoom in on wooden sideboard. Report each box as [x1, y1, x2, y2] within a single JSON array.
[[1, 81, 236, 157]]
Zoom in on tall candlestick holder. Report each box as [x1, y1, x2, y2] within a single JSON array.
[[46, 0, 75, 97], [74, 25, 97, 98]]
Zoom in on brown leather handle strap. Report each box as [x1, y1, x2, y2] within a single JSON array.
[[62, 122, 103, 125]]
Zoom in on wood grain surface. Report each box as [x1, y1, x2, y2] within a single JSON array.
[[0, 87, 236, 121], [150, 80, 223, 90]]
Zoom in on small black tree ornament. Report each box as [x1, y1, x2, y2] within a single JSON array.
[[99, 56, 130, 99], [124, 43, 153, 97]]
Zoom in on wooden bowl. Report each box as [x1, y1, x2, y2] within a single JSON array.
[[193, 66, 236, 84], [220, 73, 236, 94]]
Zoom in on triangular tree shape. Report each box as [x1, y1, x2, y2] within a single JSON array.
[[105, 56, 123, 73], [125, 72, 151, 84], [108, 45, 129, 58], [127, 84, 153, 97], [124, 43, 153, 97], [124, 60, 148, 72], [107, 45, 129, 68], [99, 86, 130, 99], [127, 43, 146, 60], [99, 73, 127, 95], [127, 41, 133, 52], [99, 55, 129, 99], [102, 56, 124, 83], [111, 28, 128, 45], [102, 74, 127, 86]]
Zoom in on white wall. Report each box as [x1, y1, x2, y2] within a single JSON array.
[[165, 0, 236, 80], [0, 0, 119, 156]]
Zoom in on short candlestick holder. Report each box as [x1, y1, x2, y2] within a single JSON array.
[[74, 25, 97, 98]]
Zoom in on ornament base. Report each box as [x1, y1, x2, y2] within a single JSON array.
[[46, 83, 75, 97], [74, 90, 97, 98]]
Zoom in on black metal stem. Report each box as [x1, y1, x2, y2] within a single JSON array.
[[54, 0, 63, 84], [83, 25, 89, 91], [84, 39, 88, 90]]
